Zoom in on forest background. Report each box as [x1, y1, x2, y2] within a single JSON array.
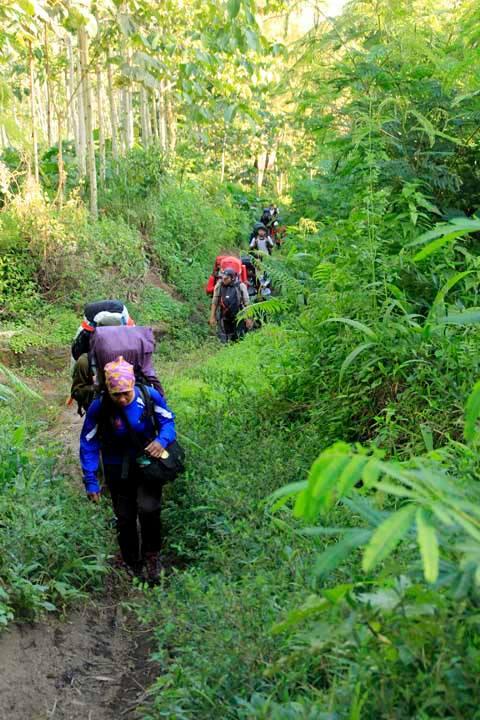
[[2, 0, 480, 718]]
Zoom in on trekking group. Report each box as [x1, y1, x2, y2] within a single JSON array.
[[207, 203, 284, 343], [71, 204, 284, 581]]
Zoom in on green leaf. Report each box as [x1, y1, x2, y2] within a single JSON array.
[[427, 271, 473, 321], [413, 230, 465, 262], [245, 28, 260, 52], [420, 424, 434, 452], [272, 595, 330, 634], [321, 317, 377, 339], [438, 309, 480, 326], [416, 509, 439, 583], [314, 529, 372, 579], [464, 381, 480, 443], [227, 0, 241, 19], [336, 455, 368, 497], [295, 453, 350, 520], [361, 458, 381, 487], [339, 342, 376, 383], [223, 104, 237, 123], [268, 481, 308, 512], [362, 505, 416, 573]]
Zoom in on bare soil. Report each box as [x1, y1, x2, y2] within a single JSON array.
[[0, 579, 157, 720], [0, 373, 158, 720]]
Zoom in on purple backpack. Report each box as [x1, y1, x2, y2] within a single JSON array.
[[89, 326, 164, 396]]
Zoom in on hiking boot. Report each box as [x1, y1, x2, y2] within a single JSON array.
[[144, 552, 163, 584], [125, 561, 144, 579]]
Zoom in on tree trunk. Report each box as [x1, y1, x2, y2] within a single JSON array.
[[257, 150, 267, 191], [55, 107, 65, 208], [106, 57, 119, 161], [66, 35, 78, 151], [140, 86, 151, 147], [28, 42, 39, 183], [76, 53, 87, 179], [158, 81, 167, 151], [96, 65, 106, 184], [165, 88, 176, 152], [220, 128, 227, 183], [78, 27, 98, 218], [44, 23, 53, 147], [151, 90, 159, 140], [35, 77, 48, 139], [126, 86, 134, 149]]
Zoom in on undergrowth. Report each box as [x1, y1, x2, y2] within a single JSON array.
[[0, 398, 110, 625]]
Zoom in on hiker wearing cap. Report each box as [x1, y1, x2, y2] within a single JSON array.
[[209, 268, 250, 343], [249, 226, 274, 256], [79, 356, 177, 582]]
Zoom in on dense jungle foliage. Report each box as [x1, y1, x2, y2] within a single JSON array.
[[2, 0, 480, 718]]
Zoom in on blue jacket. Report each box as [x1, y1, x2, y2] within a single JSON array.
[[80, 386, 176, 494]]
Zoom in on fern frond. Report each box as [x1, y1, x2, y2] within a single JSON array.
[[239, 298, 288, 320]]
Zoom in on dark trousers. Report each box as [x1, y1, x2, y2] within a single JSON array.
[[218, 316, 246, 343], [104, 462, 162, 566]]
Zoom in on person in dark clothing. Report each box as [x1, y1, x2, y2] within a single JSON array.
[[80, 356, 176, 582], [209, 268, 250, 342]]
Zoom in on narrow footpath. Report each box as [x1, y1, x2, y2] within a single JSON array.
[[0, 364, 158, 720]]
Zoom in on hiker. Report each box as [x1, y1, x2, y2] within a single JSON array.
[[80, 356, 181, 583], [209, 268, 250, 342], [249, 226, 274, 256], [70, 300, 134, 413]]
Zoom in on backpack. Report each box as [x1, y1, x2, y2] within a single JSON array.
[[90, 326, 163, 392], [72, 326, 164, 416], [220, 282, 242, 319]]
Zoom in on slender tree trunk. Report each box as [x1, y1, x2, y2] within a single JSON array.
[[140, 86, 148, 146], [257, 151, 267, 191], [151, 90, 159, 141], [96, 65, 106, 184], [55, 107, 65, 207], [67, 35, 78, 150], [140, 86, 151, 147], [76, 54, 87, 178], [35, 78, 48, 140], [64, 66, 71, 139], [165, 88, 176, 152], [220, 128, 227, 183], [44, 23, 53, 147], [28, 42, 39, 183], [120, 88, 128, 152], [78, 27, 98, 218], [106, 57, 119, 161], [158, 81, 167, 151], [126, 85, 134, 149]]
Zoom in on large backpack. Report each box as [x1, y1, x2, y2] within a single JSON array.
[[90, 326, 164, 394], [72, 326, 164, 416], [219, 282, 242, 319]]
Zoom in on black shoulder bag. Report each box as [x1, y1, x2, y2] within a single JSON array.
[[120, 386, 186, 485]]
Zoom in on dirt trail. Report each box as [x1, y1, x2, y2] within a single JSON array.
[[0, 372, 158, 720]]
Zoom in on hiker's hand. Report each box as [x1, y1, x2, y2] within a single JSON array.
[[87, 492, 100, 503], [145, 440, 165, 458], [209, 317, 216, 327], [245, 318, 254, 330]]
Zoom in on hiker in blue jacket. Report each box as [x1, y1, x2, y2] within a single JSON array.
[[80, 355, 176, 582]]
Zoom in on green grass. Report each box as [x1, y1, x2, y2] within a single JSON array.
[[134, 326, 480, 720], [0, 392, 111, 625]]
